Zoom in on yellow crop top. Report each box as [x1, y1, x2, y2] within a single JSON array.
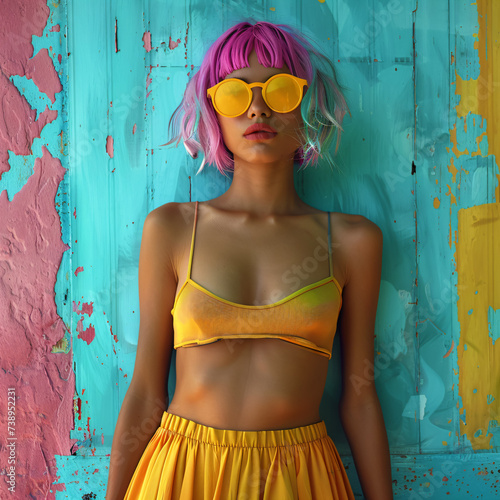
[[171, 202, 343, 359]]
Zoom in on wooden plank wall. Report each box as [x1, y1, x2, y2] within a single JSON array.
[[0, 0, 497, 498]]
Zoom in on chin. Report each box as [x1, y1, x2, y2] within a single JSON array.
[[238, 154, 297, 166], [231, 145, 298, 163]]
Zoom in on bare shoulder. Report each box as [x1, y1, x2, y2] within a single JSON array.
[[141, 202, 196, 273], [331, 211, 383, 246], [146, 201, 196, 232], [330, 212, 382, 287]]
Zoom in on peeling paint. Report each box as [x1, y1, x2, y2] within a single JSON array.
[[168, 36, 181, 49], [106, 135, 114, 158], [487, 306, 500, 345], [142, 30, 152, 52], [0, 149, 74, 497], [453, 0, 500, 451], [0, 3, 75, 496]]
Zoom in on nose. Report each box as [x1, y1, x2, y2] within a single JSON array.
[[247, 88, 271, 117]]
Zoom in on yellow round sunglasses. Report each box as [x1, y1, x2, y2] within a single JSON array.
[[207, 73, 308, 118]]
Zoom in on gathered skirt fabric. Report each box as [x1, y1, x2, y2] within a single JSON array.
[[124, 412, 355, 500]]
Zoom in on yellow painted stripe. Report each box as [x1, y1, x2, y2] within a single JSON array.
[[454, 0, 500, 450]]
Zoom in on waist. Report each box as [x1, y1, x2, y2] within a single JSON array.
[[170, 339, 329, 430], [159, 411, 328, 448]]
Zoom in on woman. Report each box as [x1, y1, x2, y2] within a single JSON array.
[[106, 21, 393, 500]]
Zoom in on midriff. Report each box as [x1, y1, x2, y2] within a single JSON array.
[[167, 338, 330, 431]]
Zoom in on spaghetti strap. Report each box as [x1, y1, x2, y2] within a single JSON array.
[[186, 201, 199, 280], [327, 212, 333, 277]]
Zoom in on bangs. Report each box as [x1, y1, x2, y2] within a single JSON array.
[[212, 24, 312, 84]]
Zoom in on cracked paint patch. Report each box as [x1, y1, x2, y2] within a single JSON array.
[[0, 1, 74, 496], [0, 1, 62, 179], [0, 146, 75, 497]]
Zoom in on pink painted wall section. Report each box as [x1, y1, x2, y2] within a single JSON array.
[[0, 2, 62, 179], [0, 1, 73, 498]]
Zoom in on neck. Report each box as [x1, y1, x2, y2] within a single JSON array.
[[215, 157, 308, 217]]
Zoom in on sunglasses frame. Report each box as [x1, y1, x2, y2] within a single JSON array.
[[206, 73, 308, 118]]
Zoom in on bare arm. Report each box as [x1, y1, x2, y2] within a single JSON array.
[[106, 206, 179, 500], [337, 217, 393, 500]]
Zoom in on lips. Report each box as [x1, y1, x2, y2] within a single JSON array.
[[244, 123, 278, 136], [244, 131, 278, 141]]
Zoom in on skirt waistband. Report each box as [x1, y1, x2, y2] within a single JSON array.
[[160, 411, 328, 449]]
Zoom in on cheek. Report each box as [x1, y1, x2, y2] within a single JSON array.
[[275, 112, 304, 144], [217, 118, 234, 144], [217, 117, 244, 154]]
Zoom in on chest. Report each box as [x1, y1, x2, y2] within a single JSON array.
[[185, 217, 335, 306]]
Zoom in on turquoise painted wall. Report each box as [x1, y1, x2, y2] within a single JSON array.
[[37, 0, 497, 497]]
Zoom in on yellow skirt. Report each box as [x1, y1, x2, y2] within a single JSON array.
[[124, 412, 355, 500]]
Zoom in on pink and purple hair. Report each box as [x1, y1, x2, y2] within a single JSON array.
[[166, 21, 350, 174]]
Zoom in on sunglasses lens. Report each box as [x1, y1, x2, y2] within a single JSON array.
[[211, 75, 303, 116], [214, 80, 249, 116], [265, 76, 301, 112]]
